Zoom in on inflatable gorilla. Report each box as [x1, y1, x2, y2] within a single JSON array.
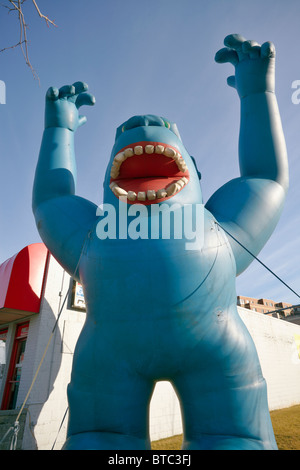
[[32, 34, 288, 450]]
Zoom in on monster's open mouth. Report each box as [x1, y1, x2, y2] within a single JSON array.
[[109, 141, 190, 204]]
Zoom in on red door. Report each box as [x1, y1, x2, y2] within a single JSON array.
[[1, 322, 29, 410]]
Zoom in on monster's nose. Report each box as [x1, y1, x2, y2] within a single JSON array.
[[115, 114, 182, 141], [123, 115, 166, 130]]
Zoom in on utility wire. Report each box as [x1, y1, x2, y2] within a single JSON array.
[[215, 221, 300, 300]]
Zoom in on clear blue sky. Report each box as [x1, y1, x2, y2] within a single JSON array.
[[0, 0, 300, 305]]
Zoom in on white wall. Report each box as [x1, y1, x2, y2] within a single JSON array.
[[18, 256, 86, 450], [239, 307, 300, 411], [149, 381, 182, 442]]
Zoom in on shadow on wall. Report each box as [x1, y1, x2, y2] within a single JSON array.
[[19, 298, 64, 450]]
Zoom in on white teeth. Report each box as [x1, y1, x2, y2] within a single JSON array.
[[137, 191, 146, 201], [166, 182, 180, 197], [112, 145, 187, 175], [110, 168, 119, 178], [110, 176, 188, 201], [177, 161, 187, 172], [156, 189, 167, 198], [115, 152, 126, 163], [145, 145, 154, 154], [134, 145, 143, 155], [127, 191, 137, 201], [155, 145, 164, 154], [164, 147, 176, 158], [147, 190, 156, 200], [124, 148, 134, 157], [113, 186, 128, 197], [161, 147, 187, 173], [176, 179, 185, 189]]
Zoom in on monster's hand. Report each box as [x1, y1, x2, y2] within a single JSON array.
[[45, 81, 95, 132], [215, 34, 275, 98]]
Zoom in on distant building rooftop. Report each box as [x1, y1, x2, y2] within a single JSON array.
[[237, 295, 300, 323]]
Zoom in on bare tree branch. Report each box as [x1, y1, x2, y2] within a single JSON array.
[[0, 0, 57, 82], [31, 0, 56, 27]]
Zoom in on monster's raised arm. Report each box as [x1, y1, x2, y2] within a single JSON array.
[[206, 34, 289, 275], [32, 82, 97, 278]]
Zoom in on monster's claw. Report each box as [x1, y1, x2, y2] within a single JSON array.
[[72, 81, 89, 94], [215, 47, 238, 65], [44, 81, 95, 131], [216, 34, 276, 97], [242, 40, 261, 59], [46, 86, 59, 101], [261, 41, 276, 59], [227, 75, 236, 89], [224, 33, 247, 51], [224, 34, 250, 61], [75, 92, 96, 109], [59, 84, 76, 98]]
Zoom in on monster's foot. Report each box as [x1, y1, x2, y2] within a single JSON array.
[[182, 435, 277, 450], [62, 431, 151, 450]]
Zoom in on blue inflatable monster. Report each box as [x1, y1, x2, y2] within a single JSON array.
[[32, 35, 288, 450]]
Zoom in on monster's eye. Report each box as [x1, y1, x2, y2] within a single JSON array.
[[164, 121, 170, 129], [122, 125, 126, 133]]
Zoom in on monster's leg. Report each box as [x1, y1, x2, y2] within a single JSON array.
[[62, 351, 155, 450], [173, 308, 277, 450]]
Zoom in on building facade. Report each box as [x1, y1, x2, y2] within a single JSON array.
[[237, 295, 300, 322]]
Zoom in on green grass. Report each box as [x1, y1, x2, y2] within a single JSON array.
[[151, 404, 300, 450], [152, 434, 183, 450], [270, 404, 300, 450]]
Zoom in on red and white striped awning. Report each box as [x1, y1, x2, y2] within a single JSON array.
[[0, 244, 49, 324]]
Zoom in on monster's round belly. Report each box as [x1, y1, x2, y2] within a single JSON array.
[[79, 211, 237, 324]]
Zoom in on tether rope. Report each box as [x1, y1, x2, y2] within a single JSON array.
[[215, 220, 300, 301]]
